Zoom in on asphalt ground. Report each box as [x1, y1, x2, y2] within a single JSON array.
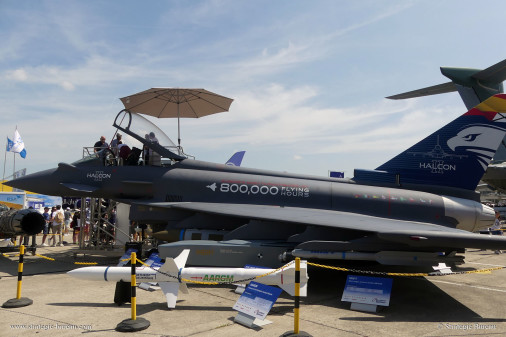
[[1, 236, 506, 337]]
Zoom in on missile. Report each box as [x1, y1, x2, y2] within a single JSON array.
[[291, 249, 465, 266], [0, 208, 45, 237], [68, 249, 308, 308]]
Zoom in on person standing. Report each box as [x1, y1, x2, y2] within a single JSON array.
[[72, 210, 81, 244], [50, 205, 64, 246], [64, 207, 72, 236], [93, 136, 109, 153], [41, 207, 51, 246], [47, 206, 56, 246], [110, 133, 122, 156]]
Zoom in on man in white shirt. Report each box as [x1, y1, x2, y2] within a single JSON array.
[[50, 205, 65, 247]]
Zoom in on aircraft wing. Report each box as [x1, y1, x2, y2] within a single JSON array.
[[138, 202, 506, 250]]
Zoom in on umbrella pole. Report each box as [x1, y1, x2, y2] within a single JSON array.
[[177, 104, 181, 154]]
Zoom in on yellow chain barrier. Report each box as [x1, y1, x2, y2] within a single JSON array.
[[307, 261, 505, 277], [34, 253, 55, 261]]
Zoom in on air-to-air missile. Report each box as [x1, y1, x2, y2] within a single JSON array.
[[67, 249, 308, 308]]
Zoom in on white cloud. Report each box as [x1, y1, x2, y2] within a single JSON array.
[[61, 81, 75, 91], [5, 69, 28, 81]]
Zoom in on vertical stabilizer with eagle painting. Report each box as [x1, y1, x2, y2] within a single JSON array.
[[377, 94, 506, 191]]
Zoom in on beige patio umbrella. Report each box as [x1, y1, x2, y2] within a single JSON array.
[[120, 88, 233, 148]]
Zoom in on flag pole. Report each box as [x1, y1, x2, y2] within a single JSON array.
[[2, 139, 7, 191], [13, 126, 17, 179]]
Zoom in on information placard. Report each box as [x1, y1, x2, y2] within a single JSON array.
[[341, 275, 393, 306], [233, 281, 282, 320]]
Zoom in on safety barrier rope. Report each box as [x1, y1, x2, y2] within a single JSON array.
[[306, 262, 505, 277]]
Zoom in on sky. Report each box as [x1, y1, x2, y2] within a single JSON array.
[[2, 0, 506, 179]]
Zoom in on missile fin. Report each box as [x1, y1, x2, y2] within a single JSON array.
[[158, 259, 178, 275], [299, 282, 307, 297], [158, 249, 190, 276], [179, 283, 189, 294], [278, 261, 308, 297], [278, 284, 295, 296], [278, 281, 308, 297], [158, 282, 180, 309], [173, 249, 190, 269]]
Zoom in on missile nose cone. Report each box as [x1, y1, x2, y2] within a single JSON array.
[[67, 266, 107, 281]]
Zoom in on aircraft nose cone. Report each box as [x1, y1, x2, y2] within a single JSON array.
[[4, 168, 60, 195]]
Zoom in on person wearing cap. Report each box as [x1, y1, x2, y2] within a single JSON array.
[[110, 133, 122, 156], [41, 207, 51, 246], [64, 207, 72, 236]]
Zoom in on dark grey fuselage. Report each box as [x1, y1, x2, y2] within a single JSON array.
[[13, 158, 485, 234]]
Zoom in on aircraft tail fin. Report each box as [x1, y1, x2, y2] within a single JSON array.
[[387, 58, 506, 110], [225, 151, 246, 166], [376, 94, 506, 191]]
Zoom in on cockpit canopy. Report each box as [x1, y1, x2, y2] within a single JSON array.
[[114, 110, 179, 154], [73, 110, 187, 168]]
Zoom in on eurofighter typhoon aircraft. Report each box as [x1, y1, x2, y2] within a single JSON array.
[[6, 62, 506, 268]]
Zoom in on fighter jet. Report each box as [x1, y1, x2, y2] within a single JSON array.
[[6, 89, 506, 269]]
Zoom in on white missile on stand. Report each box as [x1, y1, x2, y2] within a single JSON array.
[[67, 249, 308, 308]]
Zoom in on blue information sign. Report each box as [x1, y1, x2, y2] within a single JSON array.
[[233, 281, 282, 320], [342, 275, 393, 306]]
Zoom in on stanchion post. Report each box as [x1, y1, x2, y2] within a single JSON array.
[[131, 251, 137, 321], [294, 257, 300, 334], [2, 245, 33, 308], [115, 251, 150, 332], [281, 257, 311, 337], [16, 244, 25, 299]]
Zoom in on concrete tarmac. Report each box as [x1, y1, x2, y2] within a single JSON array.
[[1, 238, 506, 337]]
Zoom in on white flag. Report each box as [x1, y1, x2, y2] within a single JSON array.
[[7, 130, 26, 158]]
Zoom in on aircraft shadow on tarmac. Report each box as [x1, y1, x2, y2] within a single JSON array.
[[0, 250, 120, 277], [47, 302, 119, 308], [305, 266, 506, 323]]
